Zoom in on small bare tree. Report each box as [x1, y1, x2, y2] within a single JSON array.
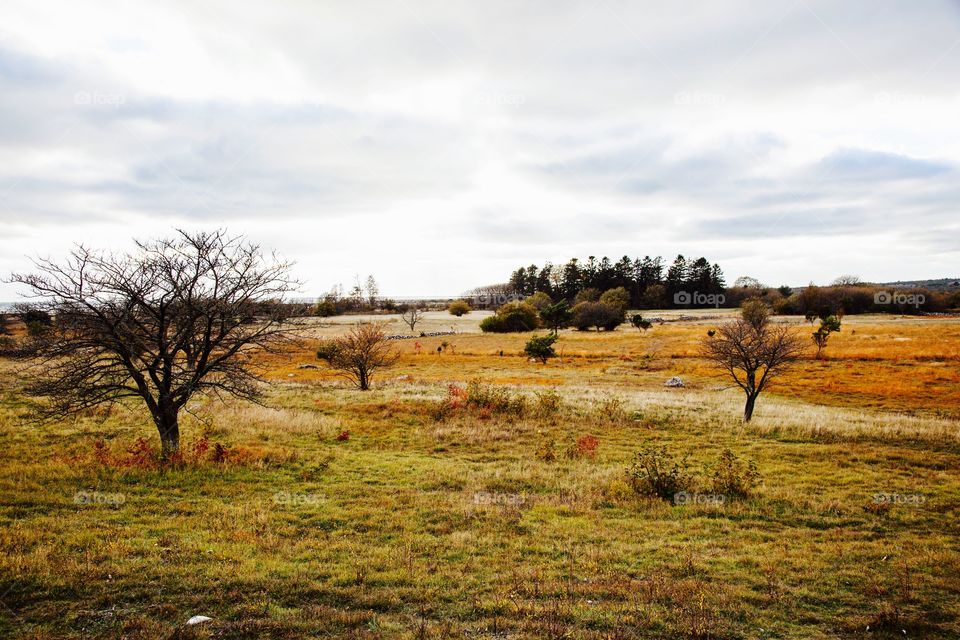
[[365, 275, 379, 308], [10, 230, 300, 455], [400, 304, 425, 333], [317, 324, 399, 390], [702, 311, 806, 422]]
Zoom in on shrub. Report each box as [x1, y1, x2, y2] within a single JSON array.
[[526, 291, 553, 311], [812, 315, 841, 359], [315, 341, 341, 361], [448, 300, 472, 316], [574, 288, 601, 304], [433, 381, 527, 420], [536, 439, 557, 462], [709, 449, 760, 498], [566, 434, 599, 459], [627, 446, 694, 500], [524, 334, 558, 363], [539, 300, 572, 335], [314, 300, 338, 317], [464, 380, 526, 416], [571, 301, 623, 331], [84, 435, 253, 469], [594, 395, 628, 424], [740, 299, 771, 330], [479, 301, 539, 333], [599, 287, 630, 313], [534, 388, 564, 418]]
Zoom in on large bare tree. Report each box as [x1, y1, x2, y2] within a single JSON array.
[[10, 230, 300, 455], [701, 307, 806, 422]]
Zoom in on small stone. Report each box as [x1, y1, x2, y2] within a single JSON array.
[[664, 376, 684, 387], [186, 615, 212, 625]]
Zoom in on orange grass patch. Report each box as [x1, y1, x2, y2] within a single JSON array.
[[257, 315, 960, 417]]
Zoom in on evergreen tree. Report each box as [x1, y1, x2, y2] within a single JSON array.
[[666, 255, 689, 304]]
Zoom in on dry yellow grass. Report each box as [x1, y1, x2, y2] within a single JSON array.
[[267, 312, 960, 418], [3, 312, 959, 638]]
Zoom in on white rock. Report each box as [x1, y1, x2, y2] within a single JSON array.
[[186, 615, 213, 625], [664, 376, 684, 387]]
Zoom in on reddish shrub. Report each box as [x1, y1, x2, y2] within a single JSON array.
[[211, 442, 229, 463], [336, 430, 351, 441], [93, 440, 111, 466], [124, 437, 159, 468], [576, 435, 600, 458], [190, 435, 211, 459]]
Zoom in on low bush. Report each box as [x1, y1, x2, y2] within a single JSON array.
[[524, 334, 558, 363], [76, 435, 291, 470], [599, 287, 630, 313], [571, 301, 623, 331], [533, 388, 564, 418], [433, 381, 527, 420], [315, 341, 341, 361], [709, 449, 760, 497], [448, 300, 471, 316], [566, 434, 599, 459], [479, 301, 539, 333], [627, 446, 694, 500], [526, 291, 553, 311]]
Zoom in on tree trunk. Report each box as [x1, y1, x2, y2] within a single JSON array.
[[743, 394, 757, 422], [155, 404, 180, 457]]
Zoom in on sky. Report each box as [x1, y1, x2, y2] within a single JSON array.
[[1, 0, 959, 299]]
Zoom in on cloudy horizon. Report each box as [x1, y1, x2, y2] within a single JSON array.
[[2, 0, 959, 299]]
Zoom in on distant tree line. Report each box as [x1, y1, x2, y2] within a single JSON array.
[[726, 281, 960, 317], [506, 257, 960, 315], [507, 255, 726, 309]]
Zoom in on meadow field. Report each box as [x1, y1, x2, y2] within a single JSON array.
[[1, 312, 959, 639]]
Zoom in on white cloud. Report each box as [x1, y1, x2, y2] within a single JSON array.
[[1, 0, 959, 299]]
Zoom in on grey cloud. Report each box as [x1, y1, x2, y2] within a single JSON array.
[[1, 0, 960, 294], [813, 148, 953, 182]]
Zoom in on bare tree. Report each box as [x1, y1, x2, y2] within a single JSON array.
[[317, 323, 399, 390], [400, 304, 425, 333], [365, 275, 379, 308], [10, 230, 300, 455], [701, 312, 806, 422], [831, 274, 863, 286], [349, 274, 364, 309]]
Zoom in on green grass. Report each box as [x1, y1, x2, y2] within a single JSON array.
[[1, 361, 959, 639]]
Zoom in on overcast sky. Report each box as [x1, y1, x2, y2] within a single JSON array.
[[1, 0, 959, 298]]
